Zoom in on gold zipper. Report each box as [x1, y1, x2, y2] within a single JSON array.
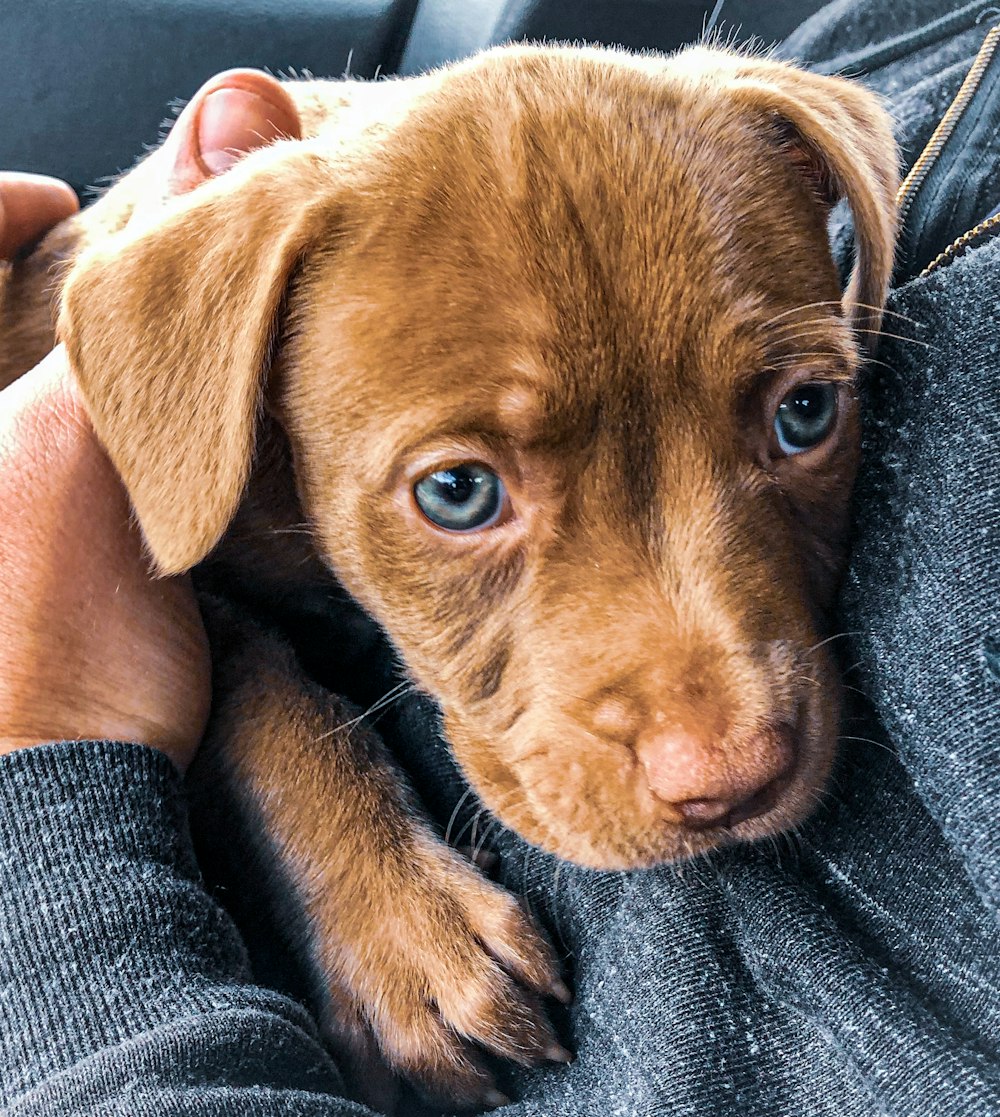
[[896, 23, 1000, 227], [919, 209, 1000, 276]]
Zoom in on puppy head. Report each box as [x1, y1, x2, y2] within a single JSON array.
[[61, 45, 898, 869]]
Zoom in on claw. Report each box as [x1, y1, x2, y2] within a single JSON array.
[[545, 1043, 574, 1064], [549, 978, 573, 1005]]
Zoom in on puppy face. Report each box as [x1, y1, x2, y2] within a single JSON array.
[[61, 46, 898, 869]]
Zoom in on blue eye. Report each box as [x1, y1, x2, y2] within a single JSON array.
[[413, 463, 508, 532], [774, 382, 839, 455]]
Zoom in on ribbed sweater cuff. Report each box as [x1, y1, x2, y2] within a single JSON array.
[[0, 740, 256, 1103], [0, 739, 197, 878]]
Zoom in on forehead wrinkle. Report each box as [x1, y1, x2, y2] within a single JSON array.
[[480, 142, 674, 557], [519, 165, 684, 558], [498, 115, 749, 447]]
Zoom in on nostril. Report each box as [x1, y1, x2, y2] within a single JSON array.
[[675, 772, 788, 831], [723, 771, 788, 827], [643, 723, 797, 829], [675, 797, 735, 829]]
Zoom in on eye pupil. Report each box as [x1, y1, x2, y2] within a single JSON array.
[[789, 387, 823, 415], [413, 464, 507, 531], [774, 382, 838, 454], [436, 469, 478, 505]]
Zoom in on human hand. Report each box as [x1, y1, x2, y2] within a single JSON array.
[[0, 71, 300, 771]]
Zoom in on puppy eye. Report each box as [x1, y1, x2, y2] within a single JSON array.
[[413, 463, 509, 532], [773, 382, 839, 455]]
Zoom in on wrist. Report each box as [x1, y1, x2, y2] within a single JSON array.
[[0, 355, 210, 773], [0, 613, 209, 771]]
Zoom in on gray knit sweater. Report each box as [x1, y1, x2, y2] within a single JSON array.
[[2, 2, 999, 1115]]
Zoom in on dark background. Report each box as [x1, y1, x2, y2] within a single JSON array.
[[1, 0, 827, 197]]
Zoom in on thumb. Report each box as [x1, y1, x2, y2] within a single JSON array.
[[0, 173, 79, 260]]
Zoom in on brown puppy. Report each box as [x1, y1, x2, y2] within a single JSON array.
[[0, 43, 898, 1109]]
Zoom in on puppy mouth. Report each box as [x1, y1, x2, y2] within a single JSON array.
[[459, 687, 836, 870]]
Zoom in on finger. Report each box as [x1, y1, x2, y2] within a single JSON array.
[[0, 174, 79, 260], [162, 69, 301, 201]]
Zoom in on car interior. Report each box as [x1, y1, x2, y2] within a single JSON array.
[[4, 0, 828, 199]]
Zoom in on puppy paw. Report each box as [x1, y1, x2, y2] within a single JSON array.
[[313, 835, 571, 1110]]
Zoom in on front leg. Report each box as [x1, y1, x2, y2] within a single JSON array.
[[189, 596, 568, 1110]]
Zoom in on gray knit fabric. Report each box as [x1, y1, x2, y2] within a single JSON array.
[[0, 742, 371, 1115], [2, 2, 999, 1114]]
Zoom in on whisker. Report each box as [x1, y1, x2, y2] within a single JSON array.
[[759, 300, 924, 331], [449, 788, 519, 851], [550, 861, 573, 957], [449, 806, 482, 851], [766, 361, 885, 377], [803, 631, 862, 657], [838, 682, 873, 702], [317, 679, 416, 740], [473, 813, 505, 865], [266, 525, 316, 537], [854, 355, 898, 373], [766, 323, 928, 352], [354, 680, 414, 721], [444, 787, 475, 848], [853, 327, 933, 349], [848, 304, 924, 328], [766, 318, 851, 337], [758, 300, 847, 329], [838, 734, 896, 756], [518, 846, 547, 940], [465, 789, 522, 864], [767, 311, 928, 340], [766, 349, 858, 364], [790, 673, 821, 689], [467, 805, 487, 855]]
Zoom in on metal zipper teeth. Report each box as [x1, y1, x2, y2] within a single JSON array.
[[919, 209, 1000, 276], [896, 23, 1000, 226]]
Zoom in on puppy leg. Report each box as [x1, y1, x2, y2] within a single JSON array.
[[191, 596, 566, 1111]]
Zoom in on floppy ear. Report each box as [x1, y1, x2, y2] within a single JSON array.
[[697, 52, 899, 341], [59, 142, 333, 576]]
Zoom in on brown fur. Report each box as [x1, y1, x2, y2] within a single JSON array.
[[0, 43, 898, 1107]]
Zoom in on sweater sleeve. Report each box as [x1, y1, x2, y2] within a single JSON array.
[[0, 740, 375, 1116]]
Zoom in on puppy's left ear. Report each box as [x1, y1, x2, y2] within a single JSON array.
[[706, 53, 899, 340]]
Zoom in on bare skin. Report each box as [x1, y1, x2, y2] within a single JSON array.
[[0, 70, 300, 771]]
